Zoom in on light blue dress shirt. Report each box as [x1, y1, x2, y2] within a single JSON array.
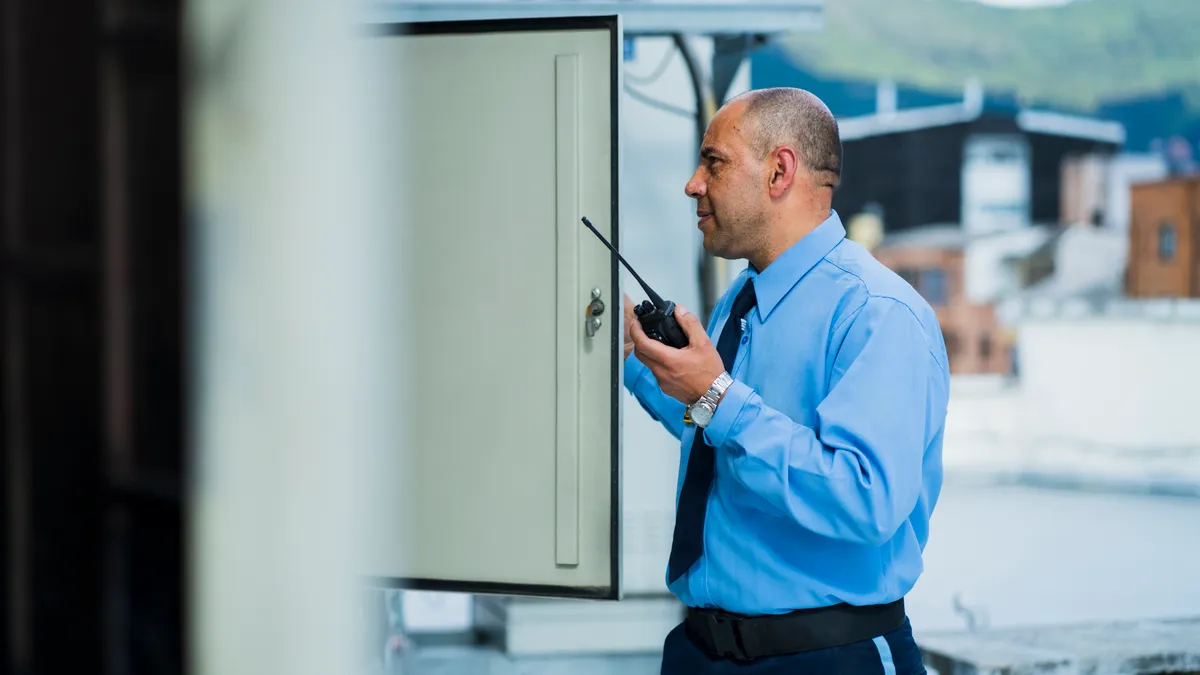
[[625, 210, 950, 616]]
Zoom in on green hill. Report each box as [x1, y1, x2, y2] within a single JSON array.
[[781, 0, 1200, 113]]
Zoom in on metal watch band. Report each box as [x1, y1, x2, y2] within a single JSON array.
[[691, 371, 733, 427]]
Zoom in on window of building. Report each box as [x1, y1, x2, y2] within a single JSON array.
[[980, 333, 992, 362], [944, 330, 960, 361], [920, 268, 949, 305], [896, 267, 919, 288], [1159, 222, 1177, 262]]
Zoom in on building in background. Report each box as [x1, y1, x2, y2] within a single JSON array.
[[1060, 152, 1110, 226], [871, 226, 1011, 375], [831, 87, 1124, 236], [1104, 153, 1170, 232], [1126, 176, 1200, 298], [990, 172, 1200, 458], [834, 86, 1129, 375], [995, 222, 1129, 321]]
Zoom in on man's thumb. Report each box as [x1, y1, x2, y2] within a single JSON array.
[[675, 305, 705, 335]]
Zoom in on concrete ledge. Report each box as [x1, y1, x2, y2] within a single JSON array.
[[918, 616, 1200, 675], [943, 468, 1200, 499], [474, 596, 683, 656]]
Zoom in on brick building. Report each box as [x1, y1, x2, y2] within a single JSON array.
[[833, 100, 1123, 237], [1126, 177, 1200, 298], [871, 226, 1011, 375]]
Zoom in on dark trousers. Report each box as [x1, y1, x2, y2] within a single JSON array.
[[660, 616, 927, 675]]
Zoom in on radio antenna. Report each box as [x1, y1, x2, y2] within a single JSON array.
[[580, 217, 665, 307]]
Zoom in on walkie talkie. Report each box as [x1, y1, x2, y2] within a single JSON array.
[[580, 217, 689, 349]]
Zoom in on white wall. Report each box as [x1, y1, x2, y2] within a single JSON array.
[[1016, 313, 1200, 448], [619, 36, 707, 318]]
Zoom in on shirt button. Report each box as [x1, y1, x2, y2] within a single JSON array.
[[741, 337, 748, 345]]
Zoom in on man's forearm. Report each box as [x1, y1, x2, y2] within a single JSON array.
[[625, 353, 687, 440]]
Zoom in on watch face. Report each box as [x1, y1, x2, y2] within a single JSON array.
[[691, 404, 713, 427]]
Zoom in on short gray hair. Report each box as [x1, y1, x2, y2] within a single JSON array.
[[740, 87, 842, 190]]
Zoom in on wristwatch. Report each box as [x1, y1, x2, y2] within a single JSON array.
[[688, 371, 733, 428]]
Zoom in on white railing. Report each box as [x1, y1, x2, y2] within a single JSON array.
[[1002, 296, 1200, 322]]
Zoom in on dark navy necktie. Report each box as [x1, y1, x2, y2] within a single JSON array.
[[667, 278, 758, 584]]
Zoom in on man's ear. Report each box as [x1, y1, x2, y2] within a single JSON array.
[[768, 146, 799, 199]]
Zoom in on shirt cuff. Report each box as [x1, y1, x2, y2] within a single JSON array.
[[703, 379, 752, 449]]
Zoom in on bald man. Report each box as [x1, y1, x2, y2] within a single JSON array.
[[623, 87, 947, 673]]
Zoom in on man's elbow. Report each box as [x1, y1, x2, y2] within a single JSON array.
[[784, 465, 918, 545], [790, 503, 898, 546], [856, 517, 902, 547], [843, 496, 910, 547]]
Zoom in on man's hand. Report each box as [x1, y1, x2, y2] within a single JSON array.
[[623, 294, 636, 360], [630, 304, 725, 405]]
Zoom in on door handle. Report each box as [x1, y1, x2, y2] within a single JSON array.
[[585, 287, 604, 337]]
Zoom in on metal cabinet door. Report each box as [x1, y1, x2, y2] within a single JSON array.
[[361, 16, 624, 600]]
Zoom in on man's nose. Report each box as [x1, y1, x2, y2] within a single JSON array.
[[685, 169, 705, 198]]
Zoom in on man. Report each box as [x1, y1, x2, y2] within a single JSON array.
[[623, 87, 949, 674]]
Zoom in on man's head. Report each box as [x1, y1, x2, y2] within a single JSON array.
[[684, 87, 841, 266]]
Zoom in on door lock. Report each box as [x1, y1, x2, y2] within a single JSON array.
[[585, 287, 605, 337]]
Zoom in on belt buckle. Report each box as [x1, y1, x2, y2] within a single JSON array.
[[705, 612, 749, 662]]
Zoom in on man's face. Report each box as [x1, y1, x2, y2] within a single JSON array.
[[684, 101, 769, 260]]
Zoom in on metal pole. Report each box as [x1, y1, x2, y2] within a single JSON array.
[[671, 33, 726, 324]]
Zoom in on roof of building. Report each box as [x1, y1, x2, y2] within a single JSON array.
[[837, 101, 1125, 145], [1009, 224, 1128, 301], [876, 223, 971, 251], [875, 222, 1066, 255], [364, 0, 825, 35]]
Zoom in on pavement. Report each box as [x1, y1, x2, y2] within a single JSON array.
[[919, 616, 1200, 675], [380, 648, 662, 675]]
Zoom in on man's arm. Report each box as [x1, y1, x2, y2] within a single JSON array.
[[703, 297, 948, 546], [625, 354, 688, 440], [622, 290, 727, 441]]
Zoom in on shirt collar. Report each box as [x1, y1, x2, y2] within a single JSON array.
[[746, 210, 846, 321]]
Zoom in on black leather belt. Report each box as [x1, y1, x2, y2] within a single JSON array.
[[684, 599, 906, 662]]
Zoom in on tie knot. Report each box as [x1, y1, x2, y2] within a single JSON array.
[[729, 279, 757, 323]]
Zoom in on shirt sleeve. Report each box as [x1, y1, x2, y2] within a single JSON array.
[[702, 297, 948, 546], [624, 351, 687, 441]]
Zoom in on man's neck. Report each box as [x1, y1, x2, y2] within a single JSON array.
[[748, 206, 830, 272]]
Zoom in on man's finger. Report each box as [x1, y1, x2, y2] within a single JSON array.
[[674, 305, 710, 344], [629, 315, 651, 348], [630, 318, 672, 364], [629, 317, 656, 353]]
